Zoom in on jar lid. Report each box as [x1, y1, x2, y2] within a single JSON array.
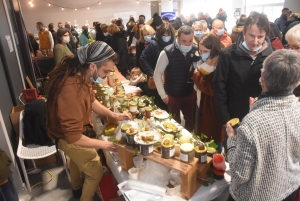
[[126, 128, 138, 135], [121, 124, 132, 131], [228, 118, 240, 127], [178, 136, 191, 144], [180, 143, 194, 152], [110, 72, 114, 76], [116, 81, 122, 86], [138, 103, 146, 107], [161, 138, 175, 148], [145, 107, 152, 111], [129, 101, 137, 106], [117, 94, 124, 98], [194, 145, 207, 153], [103, 92, 108, 95], [162, 134, 174, 140], [125, 97, 132, 101]]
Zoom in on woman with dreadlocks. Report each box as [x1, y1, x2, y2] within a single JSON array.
[[44, 41, 131, 201]]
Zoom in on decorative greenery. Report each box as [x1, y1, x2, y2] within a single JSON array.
[[107, 136, 126, 145], [201, 169, 215, 186], [191, 132, 218, 150]]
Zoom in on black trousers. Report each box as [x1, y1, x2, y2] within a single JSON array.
[[227, 188, 298, 201]]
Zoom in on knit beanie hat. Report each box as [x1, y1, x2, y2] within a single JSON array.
[[77, 41, 115, 65]]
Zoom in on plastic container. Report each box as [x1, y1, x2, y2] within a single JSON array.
[[133, 155, 143, 169], [180, 143, 195, 163]]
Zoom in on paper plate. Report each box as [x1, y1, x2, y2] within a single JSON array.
[[134, 131, 161, 145], [153, 110, 169, 119]]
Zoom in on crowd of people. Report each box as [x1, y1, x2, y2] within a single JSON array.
[[22, 7, 300, 201]]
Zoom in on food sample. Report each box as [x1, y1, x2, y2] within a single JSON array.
[[154, 110, 163, 115], [136, 134, 155, 144], [162, 122, 178, 132]]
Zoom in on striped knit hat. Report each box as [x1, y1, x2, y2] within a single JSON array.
[[77, 41, 115, 65]]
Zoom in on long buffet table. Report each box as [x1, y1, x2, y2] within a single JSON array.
[[97, 69, 231, 201]]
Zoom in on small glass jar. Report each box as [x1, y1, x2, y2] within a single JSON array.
[[138, 103, 146, 112], [194, 144, 207, 164], [108, 71, 115, 87], [129, 101, 138, 113], [180, 143, 195, 163], [124, 97, 132, 106], [116, 81, 122, 91], [145, 107, 152, 118], [117, 94, 125, 103], [161, 138, 175, 159], [121, 124, 132, 140], [126, 128, 138, 145], [100, 87, 106, 95]]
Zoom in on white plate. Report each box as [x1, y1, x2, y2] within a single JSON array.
[[134, 131, 161, 145], [153, 110, 169, 119], [160, 121, 179, 133]]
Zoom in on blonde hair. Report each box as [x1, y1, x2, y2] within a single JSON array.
[[140, 25, 155, 43], [107, 24, 120, 35], [130, 67, 143, 76], [285, 24, 300, 43]]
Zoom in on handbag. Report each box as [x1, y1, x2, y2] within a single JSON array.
[[147, 75, 165, 90], [270, 37, 284, 50]]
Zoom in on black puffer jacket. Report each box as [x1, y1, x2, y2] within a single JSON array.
[[214, 34, 273, 125], [110, 30, 129, 75], [139, 38, 172, 76], [282, 14, 300, 45]]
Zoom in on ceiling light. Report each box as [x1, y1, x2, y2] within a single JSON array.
[[61, 7, 64, 10], [136, 0, 139, 3], [75, 8, 77, 10], [148, 2, 150, 5], [30, 4, 34, 7], [48, 3, 51, 6], [98, 2, 101, 5], [87, 7, 90, 9]]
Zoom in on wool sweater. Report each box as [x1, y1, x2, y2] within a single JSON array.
[[227, 94, 300, 201]]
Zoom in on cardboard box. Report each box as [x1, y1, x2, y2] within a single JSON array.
[[10, 105, 26, 137]]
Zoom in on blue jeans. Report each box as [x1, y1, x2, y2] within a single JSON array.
[[0, 177, 19, 201]]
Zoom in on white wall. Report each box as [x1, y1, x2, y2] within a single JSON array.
[[284, 0, 300, 12], [161, 0, 173, 12], [20, 0, 152, 34]]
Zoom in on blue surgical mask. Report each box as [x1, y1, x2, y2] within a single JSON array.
[[201, 53, 210, 61], [194, 31, 203, 38], [217, 28, 224, 36], [90, 76, 106, 84], [180, 44, 192, 53], [144, 35, 152, 43], [242, 41, 262, 52], [162, 36, 171, 43]]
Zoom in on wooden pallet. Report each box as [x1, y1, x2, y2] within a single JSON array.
[[116, 144, 202, 199]]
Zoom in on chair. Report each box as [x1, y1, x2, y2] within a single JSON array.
[[17, 110, 71, 192]]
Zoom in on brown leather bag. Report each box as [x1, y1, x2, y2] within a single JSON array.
[[148, 75, 165, 90]]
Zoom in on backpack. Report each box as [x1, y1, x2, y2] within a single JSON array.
[[23, 99, 54, 146]]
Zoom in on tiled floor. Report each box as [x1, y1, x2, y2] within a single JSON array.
[[18, 163, 101, 201]]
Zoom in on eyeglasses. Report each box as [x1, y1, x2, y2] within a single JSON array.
[[286, 45, 300, 51]]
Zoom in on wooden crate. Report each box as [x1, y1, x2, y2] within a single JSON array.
[[197, 156, 212, 180], [116, 144, 202, 200]]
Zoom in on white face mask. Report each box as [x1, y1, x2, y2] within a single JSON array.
[[62, 36, 70, 43], [90, 67, 106, 83], [104, 32, 108, 36], [217, 28, 224, 36], [144, 35, 152, 43], [180, 44, 192, 53]]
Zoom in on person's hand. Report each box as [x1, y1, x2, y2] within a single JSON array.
[[226, 122, 236, 137], [163, 96, 169, 104], [102, 141, 118, 152], [114, 112, 132, 121], [249, 97, 255, 108], [194, 68, 198, 74]]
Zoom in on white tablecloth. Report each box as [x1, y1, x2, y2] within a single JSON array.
[[103, 149, 231, 201]]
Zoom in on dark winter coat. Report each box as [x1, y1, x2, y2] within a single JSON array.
[[139, 38, 172, 76], [213, 34, 273, 125], [110, 30, 129, 74]]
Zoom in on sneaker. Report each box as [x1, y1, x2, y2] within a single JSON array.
[[72, 187, 82, 199]]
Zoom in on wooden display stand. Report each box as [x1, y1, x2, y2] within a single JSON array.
[[197, 156, 212, 180], [116, 144, 202, 200]]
